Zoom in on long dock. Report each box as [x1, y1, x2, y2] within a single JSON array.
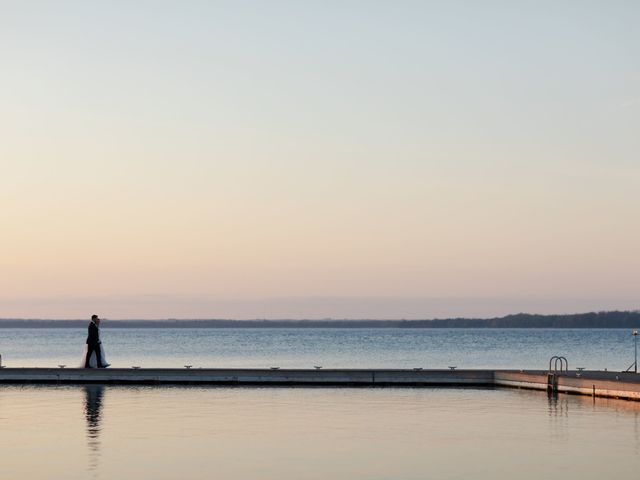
[[1, 367, 640, 401]]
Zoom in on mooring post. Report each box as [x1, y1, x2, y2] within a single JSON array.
[[634, 330, 638, 374]]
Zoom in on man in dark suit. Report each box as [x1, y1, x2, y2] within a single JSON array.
[[84, 314, 104, 368]]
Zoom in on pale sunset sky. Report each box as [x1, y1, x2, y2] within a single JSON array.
[[1, 1, 638, 319]]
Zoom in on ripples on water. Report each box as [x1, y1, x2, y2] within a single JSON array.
[[0, 328, 636, 369], [2, 328, 639, 478], [0, 386, 639, 479]]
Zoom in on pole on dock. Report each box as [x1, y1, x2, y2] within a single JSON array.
[[634, 330, 638, 374]]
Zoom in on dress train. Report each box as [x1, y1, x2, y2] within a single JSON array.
[[81, 344, 110, 368]]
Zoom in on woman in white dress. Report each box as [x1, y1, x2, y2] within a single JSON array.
[[82, 342, 110, 368]]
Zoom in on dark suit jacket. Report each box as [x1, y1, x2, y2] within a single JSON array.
[[86, 321, 100, 346]]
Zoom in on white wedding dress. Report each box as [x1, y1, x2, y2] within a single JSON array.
[[81, 338, 111, 368]]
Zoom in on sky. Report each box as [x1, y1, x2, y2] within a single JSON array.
[[1, 1, 639, 319]]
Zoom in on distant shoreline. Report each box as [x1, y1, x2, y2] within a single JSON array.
[[0, 311, 639, 328]]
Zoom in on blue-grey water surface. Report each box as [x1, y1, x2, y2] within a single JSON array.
[[2, 328, 640, 479], [0, 328, 636, 370]]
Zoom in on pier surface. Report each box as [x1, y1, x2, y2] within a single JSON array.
[[1, 368, 640, 401]]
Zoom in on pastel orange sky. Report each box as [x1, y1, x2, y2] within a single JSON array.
[[1, 1, 638, 318]]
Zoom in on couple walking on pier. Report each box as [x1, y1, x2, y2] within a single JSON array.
[[83, 314, 110, 368]]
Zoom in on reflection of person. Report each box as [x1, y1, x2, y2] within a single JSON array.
[[84, 314, 104, 368], [84, 385, 105, 436], [84, 385, 104, 471]]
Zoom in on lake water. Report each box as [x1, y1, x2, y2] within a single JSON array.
[[1, 385, 640, 479], [2, 328, 640, 479], [0, 327, 636, 370]]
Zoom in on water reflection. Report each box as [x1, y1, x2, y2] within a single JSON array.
[[83, 385, 104, 472], [3, 386, 640, 479], [546, 393, 570, 444], [546, 394, 569, 417]]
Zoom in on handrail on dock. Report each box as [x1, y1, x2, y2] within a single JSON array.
[[548, 356, 568, 374]]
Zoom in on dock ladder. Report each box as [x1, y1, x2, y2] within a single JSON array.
[[547, 356, 568, 395]]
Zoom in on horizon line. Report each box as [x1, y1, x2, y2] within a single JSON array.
[[2, 309, 639, 322]]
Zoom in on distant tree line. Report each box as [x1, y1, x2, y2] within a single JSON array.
[[0, 310, 639, 328], [397, 311, 640, 328]]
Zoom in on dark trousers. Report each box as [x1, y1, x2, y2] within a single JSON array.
[[84, 343, 104, 368]]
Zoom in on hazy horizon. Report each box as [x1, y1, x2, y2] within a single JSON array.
[[1, 295, 638, 321], [2, 1, 638, 319]]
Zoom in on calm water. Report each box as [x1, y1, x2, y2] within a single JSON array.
[[0, 328, 636, 370], [1, 385, 640, 479], [2, 329, 640, 478]]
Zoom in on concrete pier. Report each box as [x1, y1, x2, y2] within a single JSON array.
[[494, 370, 640, 401], [0, 368, 495, 386], [1, 368, 640, 401]]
